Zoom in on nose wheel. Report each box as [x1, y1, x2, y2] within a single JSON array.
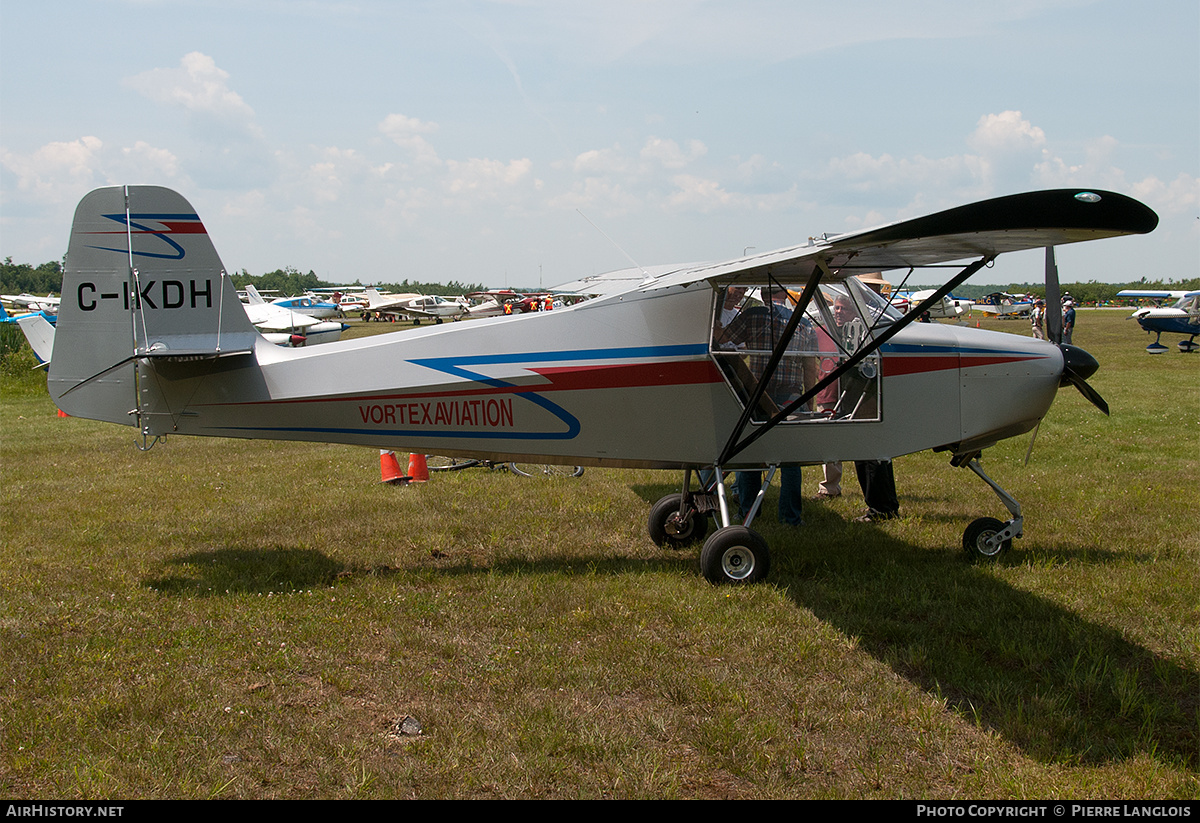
[[963, 516, 1013, 559], [953, 453, 1022, 560]]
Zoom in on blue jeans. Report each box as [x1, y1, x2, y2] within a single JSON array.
[[736, 466, 803, 526]]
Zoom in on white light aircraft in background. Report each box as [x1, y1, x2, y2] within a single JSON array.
[[891, 289, 972, 319], [974, 292, 1033, 317], [360, 289, 468, 323], [909, 289, 972, 319], [2, 293, 61, 316], [242, 285, 348, 346], [47, 186, 1156, 584]]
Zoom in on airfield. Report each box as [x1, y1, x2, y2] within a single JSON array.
[[0, 308, 1196, 799]]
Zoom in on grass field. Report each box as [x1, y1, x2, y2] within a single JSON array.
[[1, 310, 1196, 799]]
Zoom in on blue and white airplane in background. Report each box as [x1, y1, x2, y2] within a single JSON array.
[[1117, 289, 1200, 353], [1, 302, 55, 325], [270, 292, 342, 319], [243, 285, 349, 347]]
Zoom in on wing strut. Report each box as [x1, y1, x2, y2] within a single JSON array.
[[716, 254, 994, 466], [715, 264, 828, 466]]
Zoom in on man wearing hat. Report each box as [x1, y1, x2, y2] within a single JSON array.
[[1062, 297, 1076, 344]]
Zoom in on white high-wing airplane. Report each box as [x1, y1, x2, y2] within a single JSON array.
[[974, 292, 1033, 317], [1117, 289, 1200, 353], [242, 285, 347, 346], [47, 186, 1156, 584], [361, 288, 468, 323], [908, 289, 972, 319], [3, 293, 61, 315]]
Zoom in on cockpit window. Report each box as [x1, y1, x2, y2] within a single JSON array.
[[710, 276, 886, 424]]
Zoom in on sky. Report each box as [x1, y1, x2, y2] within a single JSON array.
[[1, 0, 1197, 289]]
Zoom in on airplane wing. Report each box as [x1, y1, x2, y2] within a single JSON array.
[[362, 289, 420, 310], [248, 309, 322, 332], [643, 189, 1158, 292], [1117, 290, 1189, 300], [553, 264, 699, 297], [3, 293, 61, 313]]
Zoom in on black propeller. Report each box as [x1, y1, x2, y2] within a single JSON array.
[[1045, 246, 1109, 416], [1060, 344, 1110, 415]]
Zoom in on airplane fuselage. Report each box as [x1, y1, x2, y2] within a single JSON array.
[[132, 283, 1062, 469]]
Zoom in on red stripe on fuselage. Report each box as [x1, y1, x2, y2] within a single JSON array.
[[208, 358, 724, 408], [882, 353, 1044, 377], [530, 360, 724, 391]]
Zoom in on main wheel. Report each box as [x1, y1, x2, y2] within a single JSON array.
[[962, 517, 1011, 559], [700, 526, 770, 584], [648, 493, 710, 549], [508, 463, 584, 478], [426, 456, 480, 472]]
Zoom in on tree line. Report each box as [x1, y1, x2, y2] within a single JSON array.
[[4, 256, 1194, 306], [2, 258, 488, 298]]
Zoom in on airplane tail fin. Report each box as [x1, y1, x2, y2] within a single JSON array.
[[48, 185, 259, 425], [16, 315, 55, 367]]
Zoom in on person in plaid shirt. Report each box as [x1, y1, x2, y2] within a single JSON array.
[[721, 285, 818, 526]]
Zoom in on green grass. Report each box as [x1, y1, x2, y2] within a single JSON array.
[[1, 311, 1196, 798]]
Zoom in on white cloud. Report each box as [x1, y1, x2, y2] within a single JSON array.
[[117, 141, 184, 181], [1, 136, 104, 202], [126, 52, 260, 135], [1129, 172, 1200, 216], [570, 145, 632, 175], [445, 157, 534, 202], [665, 174, 740, 212], [640, 137, 706, 169], [379, 114, 441, 166], [967, 111, 1047, 156]]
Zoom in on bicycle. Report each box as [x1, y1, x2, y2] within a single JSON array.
[[425, 456, 584, 478]]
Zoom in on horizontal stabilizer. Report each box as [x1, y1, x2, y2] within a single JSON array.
[[16, 315, 55, 367]]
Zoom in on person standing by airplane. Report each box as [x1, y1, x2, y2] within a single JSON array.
[[822, 291, 900, 522], [721, 285, 817, 526], [1062, 297, 1076, 344], [1031, 299, 1046, 339]]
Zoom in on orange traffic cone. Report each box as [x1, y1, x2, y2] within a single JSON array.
[[379, 450, 408, 484], [407, 453, 429, 483], [57, 408, 69, 418]]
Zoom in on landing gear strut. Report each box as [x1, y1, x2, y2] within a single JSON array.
[[648, 466, 775, 584], [953, 452, 1022, 560]]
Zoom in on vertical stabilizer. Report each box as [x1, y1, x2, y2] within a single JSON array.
[[48, 186, 258, 424]]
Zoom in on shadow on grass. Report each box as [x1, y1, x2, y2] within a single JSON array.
[[144, 547, 350, 595], [632, 480, 1196, 768], [144, 491, 1196, 770], [786, 525, 1195, 769]]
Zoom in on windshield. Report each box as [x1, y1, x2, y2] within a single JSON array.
[[710, 275, 890, 425]]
